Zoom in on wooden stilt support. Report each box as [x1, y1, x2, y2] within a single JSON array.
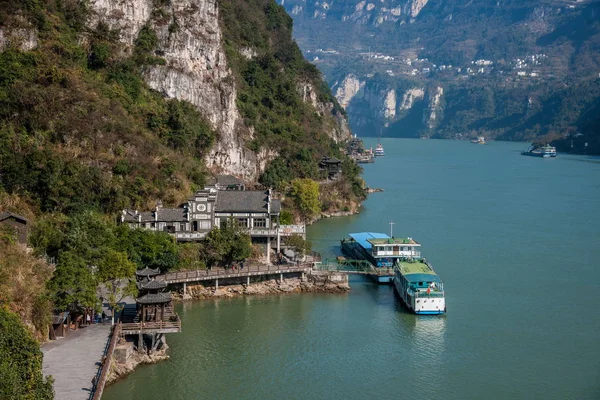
[[138, 333, 144, 352], [150, 333, 156, 354]]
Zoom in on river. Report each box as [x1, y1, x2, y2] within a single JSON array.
[[103, 139, 600, 400]]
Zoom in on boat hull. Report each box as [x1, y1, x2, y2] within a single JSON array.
[[371, 274, 394, 284]]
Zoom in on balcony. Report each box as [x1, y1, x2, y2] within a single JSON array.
[[247, 224, 306, 237], [172, 224, 305, 241], [174, 232, 207, 240]]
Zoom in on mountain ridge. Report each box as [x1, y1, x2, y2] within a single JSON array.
[[281, 0, 600, 153]]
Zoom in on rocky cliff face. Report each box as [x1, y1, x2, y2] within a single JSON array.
[[283, 0, 431, 26], [424, 86, 443, 130], [0, 16, 38, 51], [332, 75, 441, 137], [89, 0, 350, 180]]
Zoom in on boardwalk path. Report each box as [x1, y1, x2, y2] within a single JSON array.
[[42, 324, 111, 400]]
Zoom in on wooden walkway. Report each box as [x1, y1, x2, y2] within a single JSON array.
[[90, 323, 120, 400], [158, 264, 312, 285], [120, 319, 182, 335], [42, 324, 111, 400]]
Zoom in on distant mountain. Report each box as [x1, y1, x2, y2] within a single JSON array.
[[281, 0, 600, 153]]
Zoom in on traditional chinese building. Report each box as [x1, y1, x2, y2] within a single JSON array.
[[319, 156, 343, 180], [121, 181, 305, 262], [120, 267, 181, 353]]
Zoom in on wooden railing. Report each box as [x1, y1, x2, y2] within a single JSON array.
[[90, 322, 121, 400], [120, 319, 181, 333], [158, 263, 312, 284]]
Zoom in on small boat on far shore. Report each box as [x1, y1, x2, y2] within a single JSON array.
[[470, 136, 486, 144]]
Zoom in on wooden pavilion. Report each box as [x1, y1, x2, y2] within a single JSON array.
[[120, 267, 181, 352]]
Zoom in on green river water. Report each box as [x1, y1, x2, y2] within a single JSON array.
[[103, 139, 600, 400]]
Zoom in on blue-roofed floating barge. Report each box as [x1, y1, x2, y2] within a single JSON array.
[[340, 232, 422, 284]]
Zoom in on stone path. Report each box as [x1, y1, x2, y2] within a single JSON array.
[[42, 323, 111, 400]]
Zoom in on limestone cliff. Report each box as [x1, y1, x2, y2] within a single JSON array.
[[424, 86, 443, 131], [0, 23, 38, 52], [334, 74, 364, 109], [399, 88, 424, 112], [89, 0, 351, 180], [332, 74, 441, 137], [281, 0, 430, 26]]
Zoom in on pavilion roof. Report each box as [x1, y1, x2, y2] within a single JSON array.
[[135, 267, 161, 277], [137, 279, 167, 291], [136, 292, 172, 304]]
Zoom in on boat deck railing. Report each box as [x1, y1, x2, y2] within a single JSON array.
[[412, 290, 445, 298], [314, 259, 393, 275]]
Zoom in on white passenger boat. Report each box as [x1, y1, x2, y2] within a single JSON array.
[[394, 258, 446, 315]]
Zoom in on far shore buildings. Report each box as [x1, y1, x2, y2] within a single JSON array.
[[121, 175, 305, 263]]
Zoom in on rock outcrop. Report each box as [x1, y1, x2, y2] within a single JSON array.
[[335, 74, 365, 109], [0, 16, 38, 51], [107, 344, 169, 384], [424, 86, 443, 130], [399, 88, 425, 112]]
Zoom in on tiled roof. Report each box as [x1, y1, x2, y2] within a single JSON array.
[[121, 209, 138, 222], [138, 212, 154, 222], [216, 174, 245, 186], [0, 211, 28, 223], [135, 267, 161, 277], [122, 210, 154, 223], [137, 279, 167, 291], [319, 156, 342, 164], [215, 190, 270, 213], [136, 292, 172, 304], [123, 208, 185, 223], [156, 208, 185, 222], [271, 199, 281, 214]]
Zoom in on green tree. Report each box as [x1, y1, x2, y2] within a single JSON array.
[[279, 210, 294, 225], [202, 220, 252, 268], [283, 234, 312, 260], [177, 243, 205, 271], [289, 178, 321, 221], [115, 226, 179, 271], [47, 251, 96, 312], [63, 211, 117, 267], [0, 306, 54, 400], [28, 213, 68, 259], [97, 250, 137, 325]]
